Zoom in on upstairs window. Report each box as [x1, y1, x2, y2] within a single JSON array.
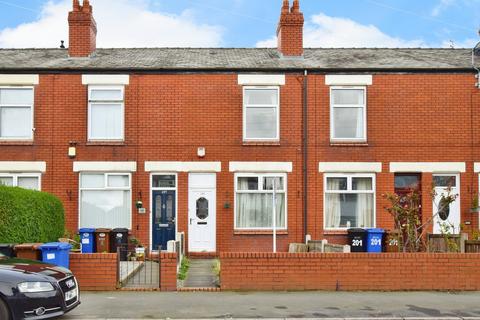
[[88, 86, 124, 141], [243, 87, 279, 141], [330, 87, 366, 141], [0, 87, 34, 140]]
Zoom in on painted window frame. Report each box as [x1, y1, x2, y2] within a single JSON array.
[[0, 86, 34, 140], [234, 172, 288, 230], [329, 86, 367, 142], [149, 173, 178, 251], [78, 172, 132, 229], [242, 86, 280, 142], [0, 173, 41, 190], [87, 85, 125, 141], [323, 173, 376, 231]]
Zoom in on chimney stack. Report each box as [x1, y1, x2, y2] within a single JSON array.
[[68, 0, 97, 57], [277, 0, 304, 57]]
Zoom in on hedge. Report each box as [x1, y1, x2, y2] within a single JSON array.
[[0, 186, 65, 243]]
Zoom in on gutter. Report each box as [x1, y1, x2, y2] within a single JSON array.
[[303, 69, 308, 242]]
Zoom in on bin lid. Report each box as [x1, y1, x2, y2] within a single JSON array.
[[0, 244, 16, 248], [366, 228, 385, 233], [112, 228, 129, 233], [39, 242, 72, 250], [14, 243, 43, 250], [79, 228, 96, 233], [347, 228, 366, 233], [95, 228, 112, 233]]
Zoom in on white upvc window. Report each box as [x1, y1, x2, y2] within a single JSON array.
[[0, 87, 34, 140], [324, 173, 375, 230], [0, 173, 41, 190], [79, 172, 131, 229], [243, 86, 280, 141], [234, 173, 287, 230], [88, 86, 124, 141], [330, 86, 367, 141]]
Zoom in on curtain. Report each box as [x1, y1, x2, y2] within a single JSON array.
[[90, 103, 123, 139], [325, 179, 341, 228], [355, 178, 373, 227], [80, 190, 131, 228], [355, 107, 364, 139], [236, 178, 285, 228]]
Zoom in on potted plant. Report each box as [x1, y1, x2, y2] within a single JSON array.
[[470, 195, 480, 213], [129, 237, 145, 261]]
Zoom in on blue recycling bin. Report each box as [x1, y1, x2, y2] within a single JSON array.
[[39, 242, 72, 268], [79, 228, 96, 253], [366, 228, 385, 253]]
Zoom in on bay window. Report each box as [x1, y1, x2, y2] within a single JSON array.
[[243, 87, 279, 141], [235, 173, 287, 229], [0, 87, 34, 140], [88, 86, 124, 141], [330, 87, 366, 141], [79, 173, 131, 228], [324, 173, 375, 229]]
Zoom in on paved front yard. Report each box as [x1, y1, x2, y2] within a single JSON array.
[[64, 291, 480, 319]]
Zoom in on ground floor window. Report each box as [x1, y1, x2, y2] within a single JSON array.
[[79, 172, 131, 229], [235, 173, 287, 229], [324, 173, 375, 229], [0, 173, 40, 190]]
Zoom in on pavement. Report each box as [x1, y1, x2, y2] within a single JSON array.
[[62, 291, 480, 319]]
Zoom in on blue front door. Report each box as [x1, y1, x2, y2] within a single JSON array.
[[152, 190, 176, 251]]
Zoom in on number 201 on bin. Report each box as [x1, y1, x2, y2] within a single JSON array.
[[370, 238, 382, 246], [352, 239, 362, 246]]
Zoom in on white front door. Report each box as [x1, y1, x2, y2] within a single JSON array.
[[433, 174, 461, 234], [188, 173, 216, 252]]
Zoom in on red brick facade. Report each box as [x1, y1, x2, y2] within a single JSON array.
[[220, 252, 480, 291], [68, 0, 97, 57], [69, 253, 118, 291], [0, 1, 479, 254]]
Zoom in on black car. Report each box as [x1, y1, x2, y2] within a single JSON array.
[[0, 252, 80, 320]]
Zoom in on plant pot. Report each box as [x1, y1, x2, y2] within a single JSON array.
[[135, 247, 145, 261], [470, 207, 480, 213]]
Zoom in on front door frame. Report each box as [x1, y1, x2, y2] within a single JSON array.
[[433, 173, 461, 234], [188, 173, 217, 253], [150, 173, 178, 252]]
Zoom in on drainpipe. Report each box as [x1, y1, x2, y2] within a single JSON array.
[[303, 69, 308, 242]]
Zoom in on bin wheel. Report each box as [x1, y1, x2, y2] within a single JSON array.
[[0, 298, 11, 320]]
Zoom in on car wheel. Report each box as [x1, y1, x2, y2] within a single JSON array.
[[0, 298, 10, 320]]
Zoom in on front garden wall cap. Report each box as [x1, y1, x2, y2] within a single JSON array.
[[39, 242, 72, 250], [14, 243, 43, 250], [347, 228, 367, 232], [0, 48, 477, 71], [79, 228, 96, 233], [366, 228, 385, 233], [112, 228, 129, 232], [95, 228, 111, 232]]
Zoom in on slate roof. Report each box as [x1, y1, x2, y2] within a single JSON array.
[[0, 48, 477, 72]]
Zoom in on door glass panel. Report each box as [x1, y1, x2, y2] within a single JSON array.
[[153, 175, 176, 188], [438, 197, 450, 221], [155, 195, 162, 224], [166, 195, 174, 222], [196, 197, 209, 220], [433, 175, 456, 187], [394, 175, 421, 190]]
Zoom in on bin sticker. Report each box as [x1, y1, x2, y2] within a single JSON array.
[[100, 233, 105, 237], [47, 253, 55, 260], [116, 233, 122, 238], [352, 239, 363, 246], [83, 233, 89, 237], [370, 238, 382, 246], [82, 239, 90, 244]]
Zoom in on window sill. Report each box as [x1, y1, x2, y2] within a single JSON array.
[[323, 230, 348, 235], [234, 230, 288, 235], [242, 141, 281, 146], [0, 140, 34, 146], [330, 141, 368, 147], [86, 141, 125, 146]]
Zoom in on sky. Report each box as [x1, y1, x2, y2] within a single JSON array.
[[0, 0, 478, 49]]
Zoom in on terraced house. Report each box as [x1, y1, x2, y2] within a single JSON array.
[[0, 0, 479, 254]]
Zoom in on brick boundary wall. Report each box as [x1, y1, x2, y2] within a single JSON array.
[[69, 253, 118, 291], [220, 252, 480, 291], [160, 252, 177, 291]]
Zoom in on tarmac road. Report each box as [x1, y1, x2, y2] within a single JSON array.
[[62, 291, 480, 319]]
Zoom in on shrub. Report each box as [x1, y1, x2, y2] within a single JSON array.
[[0, 186, 65, 243]]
